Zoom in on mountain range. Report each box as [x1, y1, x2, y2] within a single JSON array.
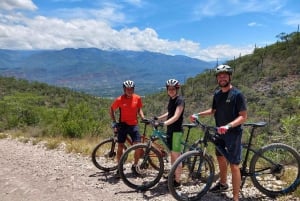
[[0, 48, 214, 97]]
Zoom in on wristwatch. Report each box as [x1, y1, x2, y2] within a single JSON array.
[[226, 123, 233, 128]]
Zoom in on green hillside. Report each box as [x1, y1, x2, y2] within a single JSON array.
[[0, 77, 112, 138], [143, 31, 300, 150], [0, 32, 299, 152]]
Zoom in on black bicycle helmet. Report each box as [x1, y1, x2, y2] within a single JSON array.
[[215, 65, 233, 76], [123, 80, 135, 88], [166, 79, 180, 88]]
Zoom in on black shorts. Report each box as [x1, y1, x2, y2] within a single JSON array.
[[117, 124, 141, 143], [215, 131, 243, 164]]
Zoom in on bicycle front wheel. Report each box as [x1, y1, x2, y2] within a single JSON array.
[[168, 150, 215, 201], [250, 143, 300, 198], [91, 138, 126, 172], [118, 143, 164, 191]]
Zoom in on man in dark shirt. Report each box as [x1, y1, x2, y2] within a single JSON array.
[[194, 65, 247, 201]]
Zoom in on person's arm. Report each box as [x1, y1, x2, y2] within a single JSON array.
[[157, 112, 168, 120], [110, 107, 116, 122], [226, 110, 247, 128], [198, 108, 215, 117], [138, 108, 145, 120], [163, 105, 184, 126], [218, 110, 247, 134]]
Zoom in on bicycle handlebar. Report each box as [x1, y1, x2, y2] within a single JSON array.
[[140, 118, 164, 129], [192, 115, 267, 130], [142, 118, 200, 130], [191, 117, 267, 147], [243, 121, 267, 127], [193, 118, 217, 132], [140, 118, 152, 124]]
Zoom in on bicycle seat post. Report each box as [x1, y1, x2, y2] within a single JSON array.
[[241, 122, 266, 181], [240, 125, 256, 189], [183, 127, 191, 150], [247, 126, 257, 147], [243, 122, 267, 148]]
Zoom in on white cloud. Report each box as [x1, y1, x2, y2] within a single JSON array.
[[54, 7, 127, 25], [0, 0, 37, 11], [190, 44, 254, 61], [193, 0, 284, 18], [282, 11, 300, 27], [0, 0, 260, 61], [248, 22, 262, 27], [0, 11, 254, 61]]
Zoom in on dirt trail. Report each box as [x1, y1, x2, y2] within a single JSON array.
[[0, 137, 298, 201]]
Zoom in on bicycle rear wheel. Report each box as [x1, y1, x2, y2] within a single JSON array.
[[91, 138, 126, 171], [168, 150, 215, 201], [250, 143, 300, 197], [118, 143, 164, 191]]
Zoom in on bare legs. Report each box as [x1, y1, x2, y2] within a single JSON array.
[[117, 143, 125, 162], [231, 164, 241, 201], [217, 155, 240, 201], [171, 151, 181, 182]]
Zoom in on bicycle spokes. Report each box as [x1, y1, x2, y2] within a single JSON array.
[[168, 151, 215, 201], [118, 144, 164, 191], [250, 144, 300, 197], [92, 138, 120, 171]]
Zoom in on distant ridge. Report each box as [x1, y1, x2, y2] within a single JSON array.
[[0, 48, 214, 97]]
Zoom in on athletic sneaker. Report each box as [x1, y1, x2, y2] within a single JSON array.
[[131, 164, 139, 176], [115, 170, 120, 179], [209, 182, 229, 192], [173, 180, 181, 188]]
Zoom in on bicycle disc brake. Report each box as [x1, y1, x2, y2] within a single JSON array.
[[271, 164, 285, 179], [105, 151, 116, 158], [136, 163, 148, 175]]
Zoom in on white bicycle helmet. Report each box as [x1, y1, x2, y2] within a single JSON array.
[[166, 79, 180, 88], [215, 65, 233, 76], [123, 80, 135, 88]]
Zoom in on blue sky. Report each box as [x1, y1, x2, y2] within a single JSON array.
[[0, 0, 299, 61]]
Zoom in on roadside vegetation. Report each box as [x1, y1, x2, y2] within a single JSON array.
[[0, 31, 299, 150]]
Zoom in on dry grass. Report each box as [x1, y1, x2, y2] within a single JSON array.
[[0, 132, 8, 139], [36, 136, 102, 157], [64, 137, 99, 156], [1, 128, 103, 157]]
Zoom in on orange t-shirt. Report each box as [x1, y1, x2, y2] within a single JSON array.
[[111, 94, 143, 125]]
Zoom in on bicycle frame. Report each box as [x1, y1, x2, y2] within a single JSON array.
[[196, 120, 269, 187], [146, 120, 197, 157], [239, 122, 268, 188], [168, 118, 300, 200], [117, 118, 199, 191], [91, 121, 151, 171]]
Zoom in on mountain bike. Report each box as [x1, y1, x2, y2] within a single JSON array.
[[168, 117, 300, 201], [91, 120, 149, 172], [118, 118, 198, 191]]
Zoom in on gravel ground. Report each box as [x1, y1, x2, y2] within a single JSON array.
[[0, 137, 299, 201]]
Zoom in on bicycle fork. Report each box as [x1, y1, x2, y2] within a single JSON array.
[[108, 137, 117, 158], [139, 141, 153, 169], [189, 148, 209, 180]]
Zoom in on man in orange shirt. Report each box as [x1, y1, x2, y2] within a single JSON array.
[[110, 80, 145, 177]]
